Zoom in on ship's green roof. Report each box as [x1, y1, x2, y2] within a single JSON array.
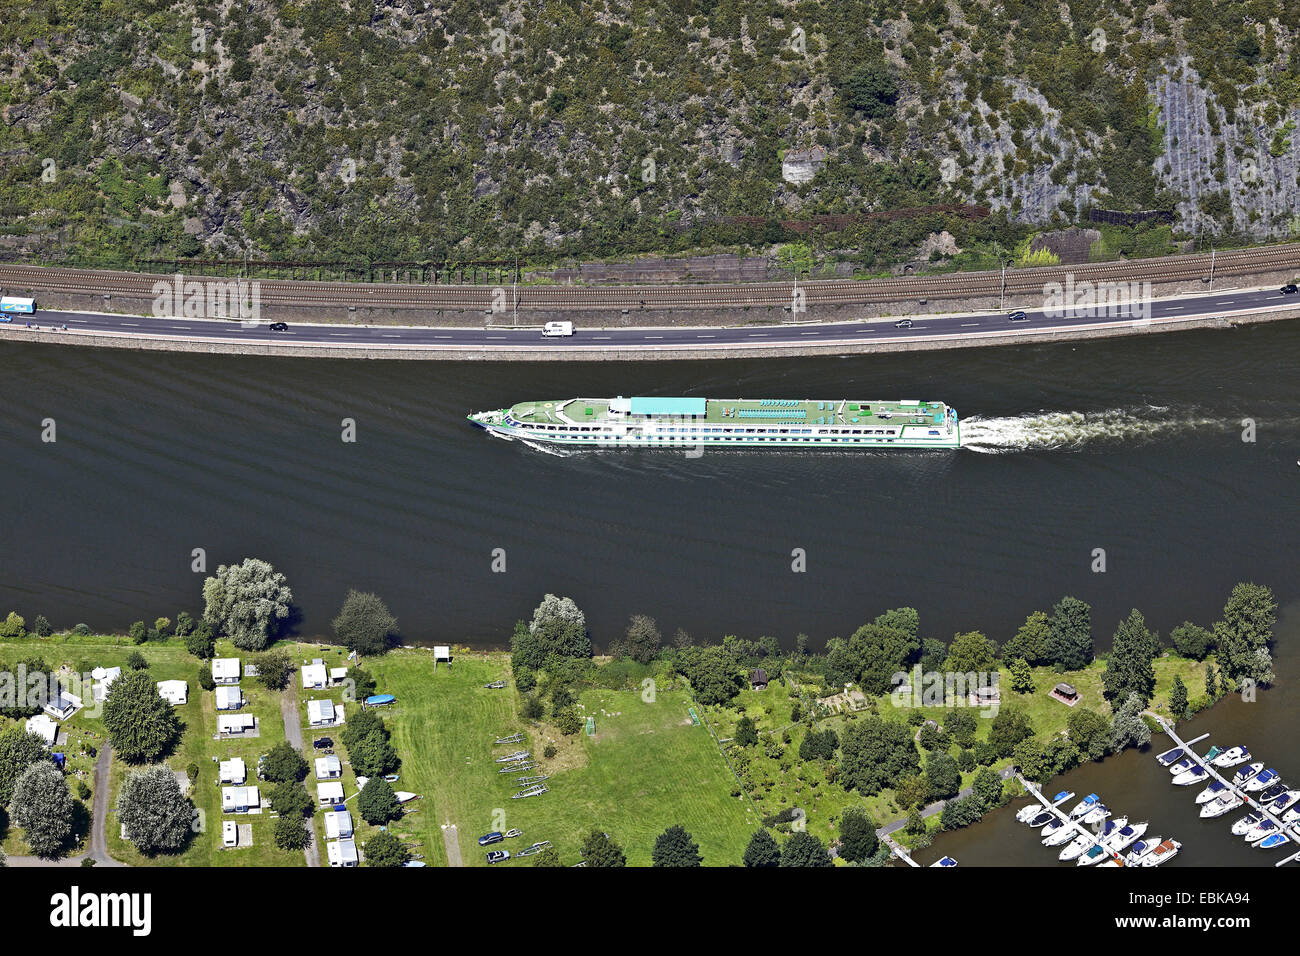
[[504, 398, 950, 428]]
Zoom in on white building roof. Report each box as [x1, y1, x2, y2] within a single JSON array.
[[307, 699, 335, 724], [91, 666, 121, 702], [26, 714, 58, 746], [212, 658, 241, 682], [315, 755, 341, 778], [327, 839, 359, 866], [329, 667, 348, 682], [301, 663, 328, 688], [156, 680, 188, 705], [43, 690, 82, 719], [215, 685, 243, 710], [324, 809, 354, 839], [221, 785, 260, 811], [217, 714, 255, 733], [219, 757, 247, 784], [317, 781, 345, 803]]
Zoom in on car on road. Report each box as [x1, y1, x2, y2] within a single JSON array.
[[0, 314, 10, 323], [485, 849, 510, 863], [1280, 284, 1298, 295], [894, 319, 913, 328], [312, 737, 333, 750], [542, 321, 574, 337], [478, 831, 505, 846], [269, 321, 289, 331], [1007, 310, 1029, 322]]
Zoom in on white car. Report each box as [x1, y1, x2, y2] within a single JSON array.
[[542, 321, 574, 337]]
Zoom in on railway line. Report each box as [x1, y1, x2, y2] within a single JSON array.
[[1, 243, 1298, 313]]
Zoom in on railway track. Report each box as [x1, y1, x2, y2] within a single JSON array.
[[2, 244, 1298, 312]]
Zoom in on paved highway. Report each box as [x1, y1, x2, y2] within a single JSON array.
[[4, 284, 1297, 353]]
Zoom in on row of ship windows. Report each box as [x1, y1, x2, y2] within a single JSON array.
[[508, 421, 902, 436]]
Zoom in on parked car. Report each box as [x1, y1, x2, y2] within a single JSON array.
[[478, 831, 504, 846], [312, 737, 334, 750], [894, 319, 913, 328], [485, 849, 510, 863], [1007, 310, 1029, 322]]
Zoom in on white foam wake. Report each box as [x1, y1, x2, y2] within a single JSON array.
[[960, 406, 1229, 453]]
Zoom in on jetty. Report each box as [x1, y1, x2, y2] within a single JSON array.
[[1015, 773, 1129, 864], [1156, 719, 1300, 866]]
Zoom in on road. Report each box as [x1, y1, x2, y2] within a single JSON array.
[[4, 285, 1299, 356], [279, 692, 320, 868]]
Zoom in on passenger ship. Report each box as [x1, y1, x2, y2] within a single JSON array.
[[468, 396, 960, 449]]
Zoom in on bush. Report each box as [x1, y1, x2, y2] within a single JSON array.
[[198, 666, 215, 691], [357, 778, 401, 825], [543, 744, 557, 758], [553, 709, 584, 735], [274, 814, 311, 851], [72, 623, 91, 636], [126, 651, 148, 671], [32, 615, 52, 637], [256, 650, 293, 690], [519, 695, 544, 720]]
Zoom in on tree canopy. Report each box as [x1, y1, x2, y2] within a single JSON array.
[[651, 824, 702, 867], [102, 668, 181, 763], [332, 590, 398, 656], [118, 765, 193, 854], [202, 557, 293, 650], [11, 762, 74, 858]]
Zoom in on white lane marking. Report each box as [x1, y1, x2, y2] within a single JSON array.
[[1165, 305, 1184, 311], [697, 334, 715, 338], [122, 322, 140, 327], [170, 325, 192, 330], [960, 322, 979, 327], [434, 335, 452, 339], [381, 334, 400, 338], [645, 335, 663, 339], [592, 336, 611, 340], [1214, 300, 1237, 306], [800, 331, 820, 336], [748, 333, 769, 337], [486, 335, 505, 339]]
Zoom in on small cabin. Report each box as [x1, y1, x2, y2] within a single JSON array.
[[750, 668, 769, 691], [1051, 682, 1080, 706]]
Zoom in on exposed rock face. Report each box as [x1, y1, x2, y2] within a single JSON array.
[[781, 147, 827, 184]]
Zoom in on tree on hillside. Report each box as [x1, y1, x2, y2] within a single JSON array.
[[1102, 608, 1158, 706], [183, 618, 216, 659], [11, 762, 74, 858], [734, 716, 758, 748], [780, 831, 833, 867], [102, 669, 181, 763], [332, 590, 398, 657], [837, 807, 879, 863], [652, 824, 702, 867], [357, 778, 401, 825], [839, 717, 921, 796], [0, 727, 50, 805], [840, 58, 900, 118], [580, 830, 626, 867], [972, 766, 1004, 810], [260, 742, 308, 783], [118, 765, 193, 854], [988, 706, 1034, 758], [826, 609, 921, 695], [925, 751, 961, 801], [364, 829, 409, 867], [1046, 596, 1093, 670], [201, 558, 292, 651], [1008, 657, 1035, 694], [743, 829, 780, 867], [1002, 611, 1051, 665]]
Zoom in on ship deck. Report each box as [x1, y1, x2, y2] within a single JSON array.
[[507, 398, 950, 428]]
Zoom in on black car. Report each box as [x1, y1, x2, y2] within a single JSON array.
[[312, 737, 333, 750], [478, 831, 504, 846], [1007, 310, 1029, 322], [1280, 284, 1298, 295], [269, 321, 289, 331]]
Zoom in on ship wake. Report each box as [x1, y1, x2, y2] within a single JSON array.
[[961, 406, 1231, 453]]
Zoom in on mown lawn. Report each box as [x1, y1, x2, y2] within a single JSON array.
[[367, 649, 756, 866]]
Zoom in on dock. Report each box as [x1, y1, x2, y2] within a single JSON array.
[[1015, 773, 1129, 864], [1156, 719, 1299, 866], [881, 833, 921, 867]]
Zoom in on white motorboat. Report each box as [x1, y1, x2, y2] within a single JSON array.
[[1140, 839, 1181, 866], [1211, 745, 1251, 768], [1266, 790, 1300, 814], [1059, 833, 1093, 862], [1024, 809, 1055, 828], [1167, 757, 1195, 775], [1244, 768, 1281, 792], [1043, 824, 1077, 847], [1082, 803, 1112, 825], [1096, 858, 1124, 867], [1124, 835, 1163, 865], [1195, 780, 1228, 804], [1155, 747, 1184, 767], [1172, 765, 1209, 786], [1282, 805, 1300, 825], [1199, 793, 1243, 818], [1067, 793, 1100, 818], [1232, 762, 1265, 786], [1041, 817, 1066, 838], [1245, 819, 1279, 843], [1077, 844, 1110, 866], [1106, 821, 1147, 853], [1231, 811, 1264, 835], [1016, 802, 1045, 823]]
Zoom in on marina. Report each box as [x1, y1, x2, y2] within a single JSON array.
[[1014, 776, 1176, 867], [1155, 721, 1300, 866]]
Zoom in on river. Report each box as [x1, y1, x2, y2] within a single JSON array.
[[3, 322, 1299, 864]]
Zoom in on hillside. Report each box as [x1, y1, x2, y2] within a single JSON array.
[[2, 0, 1300, 271]]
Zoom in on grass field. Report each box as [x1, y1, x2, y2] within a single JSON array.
[[366, 649, 757, 866]]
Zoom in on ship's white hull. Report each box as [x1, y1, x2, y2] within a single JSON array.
[[474, 420, 961, 449]]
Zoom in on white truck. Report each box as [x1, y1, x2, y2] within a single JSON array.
[[541, 321, 574, 337]]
